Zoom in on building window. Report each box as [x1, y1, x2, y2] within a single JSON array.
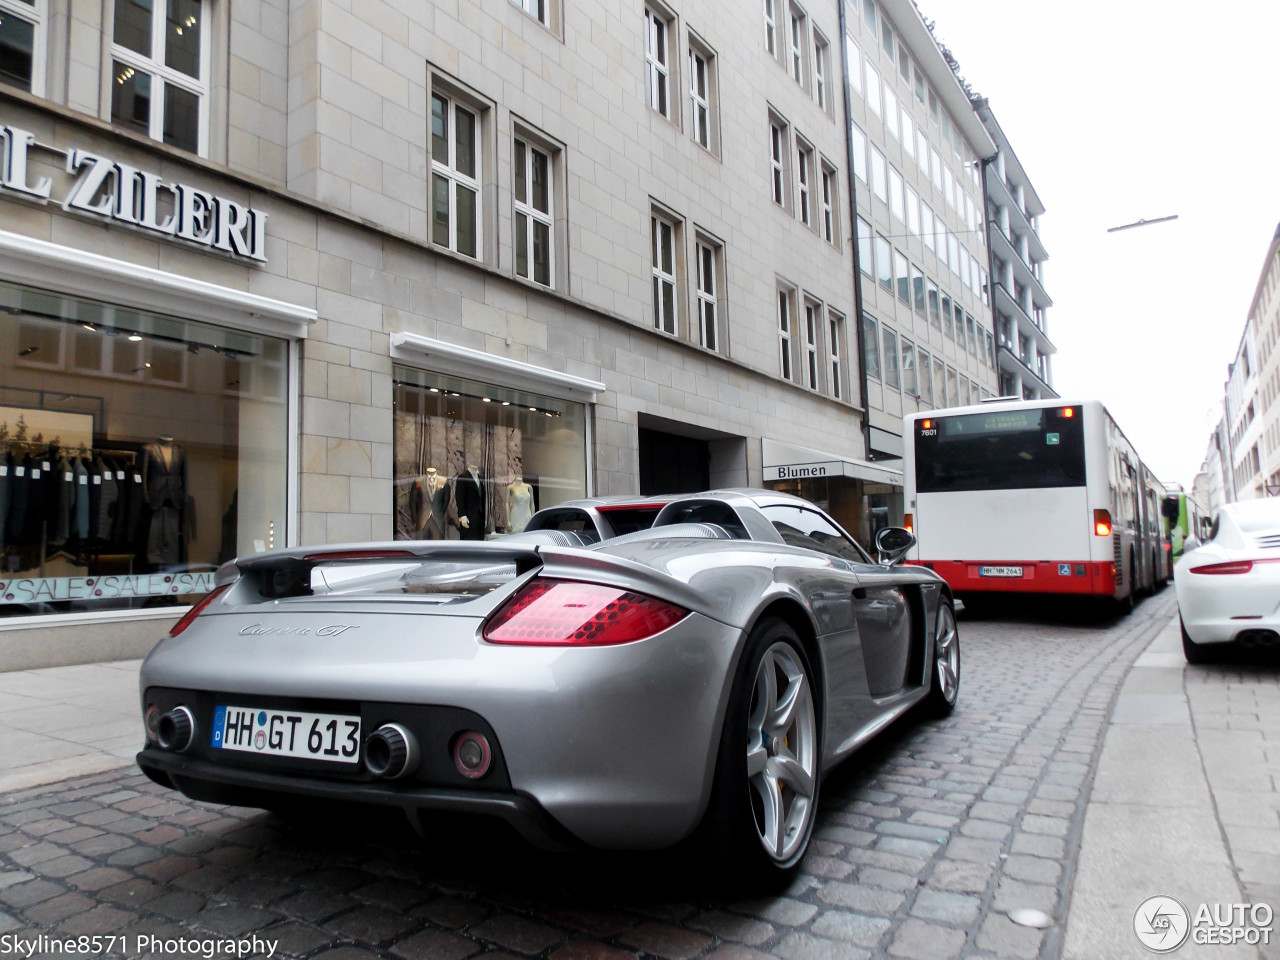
[[901, 337, 916, 397], [804, 299, 821, 390], [764, 0, 777, 56], [882, 326, 899, 389], [431, 92, 481, 259], [820, 162, 836, 244], [863, 0, 875, 32], [880, 16, 893, 55], [875, 234, 892, 292], [911, 264, 925, 315], [651, 211, 678, 335], [644, 6, 671, 117], [514, 137, 553, 287], [0, 0, 45, 95], [905, 184, 919, 236], [884, 87, 898, 139], [797, 141, 813, 227], [769, 115, 788, 206], [921, 203, 935, 250], [689, 42, 714, 151], [933, 357, 945, 408], [850, 122, 868, 183], [870, 145, 887, 203], [110, 0, 209, 154], [845, 34, 861, 95], [864, 59, 880, 116], [778, 287, 795, 381], [788, 5, 805, 86], [813, 32, 828, 111], [918, 348, 932, 404], [511, 0, 549, 25], [861, 313, 879, 381], [857, 217, 873, 276], [888, 167, 904, 222], [829, 312, 845, 400], [941, 293, 953, 338], [695, 236, 720, 352], [927, 278, 940, 327], [894, 249, 909, 305]]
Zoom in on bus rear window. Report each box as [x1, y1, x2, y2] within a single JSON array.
[[915, 406, 1085, 492]]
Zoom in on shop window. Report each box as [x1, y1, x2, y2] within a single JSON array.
[[0, 0, 46, 95], [431, 89, 482, 259], [392, 365, 586, 540], [110, 0, 209, 155], [0, 280, 288, 617]]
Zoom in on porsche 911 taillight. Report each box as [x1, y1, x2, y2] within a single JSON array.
[[168, 583, 231, 637], [483, 578, 689, 646], [1188, 559, 1280, 575]]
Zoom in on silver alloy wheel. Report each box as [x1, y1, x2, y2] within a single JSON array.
[[935, 603, 959, 704], [745, 640, 817, 863]]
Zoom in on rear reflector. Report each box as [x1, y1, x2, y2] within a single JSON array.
[[168, 583, 231, 637], [484, 578, 688, 646]]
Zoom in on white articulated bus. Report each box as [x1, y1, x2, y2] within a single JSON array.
[[902, 398, 1168, 606]]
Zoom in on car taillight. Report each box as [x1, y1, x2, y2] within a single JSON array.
[[168, 583, 231, 637], [483, 578, 688, 646], [904, 513, 913, 534], [1188, 560, 1279, 575], [1094, 509, 1112, 537]]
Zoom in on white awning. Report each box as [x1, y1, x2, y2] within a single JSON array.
[[761, 438, 903, 486]]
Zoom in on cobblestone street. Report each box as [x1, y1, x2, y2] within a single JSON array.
[[0, 593, 1176, 960]]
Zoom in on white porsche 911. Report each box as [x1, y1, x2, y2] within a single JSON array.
[[1175, 498, 1280, 662]]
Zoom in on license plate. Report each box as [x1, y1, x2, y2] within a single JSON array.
[[212, 705, 361, 764], [979, 565, 1024, 578]]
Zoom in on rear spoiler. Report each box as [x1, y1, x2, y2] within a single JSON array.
[[227, 542, 549, 600]]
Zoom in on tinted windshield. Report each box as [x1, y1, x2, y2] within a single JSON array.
[[914, 406, 1085, 493]]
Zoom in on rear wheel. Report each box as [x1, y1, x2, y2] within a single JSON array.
[[703, 617, 820, 887], [922, 599, 960, 717], [1181, 617, 1214, 664]]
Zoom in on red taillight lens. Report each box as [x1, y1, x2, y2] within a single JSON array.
[[484, 578, 689, 646], [1189, 560, 1255, 575], [169, 583, 231, 637], [1094, 509, 1112, 537]]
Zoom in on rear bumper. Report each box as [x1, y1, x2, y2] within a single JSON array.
[[913, 560, 1118, 596]]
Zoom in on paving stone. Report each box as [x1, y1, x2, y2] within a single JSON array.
[[1001, 854, 1061, 885], [732, 897, 817, 927], [686, 910, 774, 945], [974, 913, 1045, 959], [774, 932, 870, 960], [616, 921, 712, 960], [887, 918, 967, 960], [815, 881, 905, 913], [549, 943, 641, 960]]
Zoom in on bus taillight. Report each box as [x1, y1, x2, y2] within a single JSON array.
[[1061, 407, 1075, 418], [1093, 509, 1112, 537], [904, 513, 914, 534]]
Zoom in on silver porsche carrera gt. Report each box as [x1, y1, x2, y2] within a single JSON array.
[[137, 489, 959, 883]]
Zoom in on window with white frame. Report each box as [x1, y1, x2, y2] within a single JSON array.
[[0, 0, 46, 95], [431, 91, 481, 259], [514, 136, 553, 287], [769, 114, 787, 206], [788, 5, 805, 86], [797, 141, 813, 227], [510, 0, 548, 25], [864, 59, 880, 115], [689, 41, 713, 151], [778, 286, 795, 381], [813, 31, 828, 111], [695, 235, 721, 352], [644, 6, 671, 118], [651, 211, 678, 335], [888, 167, 904, 222], [828, 311, 844, 400], [845, 34, 861, 95], [820, 162, 836, 244], [110, 0, 209, 154], [804, 299, 821, 390], [884, 87, 898, 139], [764, 0, 777, 56], [870, 144, 886, 203]]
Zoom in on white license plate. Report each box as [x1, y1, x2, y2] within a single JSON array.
[[979, 565, 1024, 578], [212, 705, 361, 764]]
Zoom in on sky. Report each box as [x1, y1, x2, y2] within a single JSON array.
[[922, 0, 1280, 490]]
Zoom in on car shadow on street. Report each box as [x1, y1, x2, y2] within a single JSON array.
[[956, 586, 1173, 629]]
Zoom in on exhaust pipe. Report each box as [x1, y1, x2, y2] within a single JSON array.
[[364, 723, 419, 779], [156, 706, 195, 752]]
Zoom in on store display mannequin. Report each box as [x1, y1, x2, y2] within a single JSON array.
[[453, 463, 485, 540], [410, 467, 454, 540], [506, 477, 535, 534], [140, 435, 187, 567]]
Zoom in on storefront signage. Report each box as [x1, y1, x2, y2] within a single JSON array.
[[0, 572, 215, 604], [0, 125, 267, 262], [765, 461, 841, 481]]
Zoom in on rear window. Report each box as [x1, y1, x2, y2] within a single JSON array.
[[598, 507, 663, 536], [526, 509, 602, 543], [914, 406, 1085, 493], [656, 501, 749, 539]]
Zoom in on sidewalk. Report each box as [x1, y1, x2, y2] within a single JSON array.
[[0, 659, 142, 793], [1064, 617, 1280, 959]]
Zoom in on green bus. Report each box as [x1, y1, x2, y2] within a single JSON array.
[[1161, 490, 1210, 564]]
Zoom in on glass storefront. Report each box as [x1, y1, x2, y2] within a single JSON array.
[[0, 281, 289, 616], [767, 475, 903, 549], [392, 364, 587, 540]]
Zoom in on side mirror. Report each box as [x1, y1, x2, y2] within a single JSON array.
[[875, 526, 915, 567], [1182, 535, 1201, 553]]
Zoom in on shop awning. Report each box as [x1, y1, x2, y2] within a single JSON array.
[[761, 438, 903, 487]]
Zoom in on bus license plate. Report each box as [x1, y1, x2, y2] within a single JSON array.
[[212, 705, 361, 764], [979, 565, 1024, 578]]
